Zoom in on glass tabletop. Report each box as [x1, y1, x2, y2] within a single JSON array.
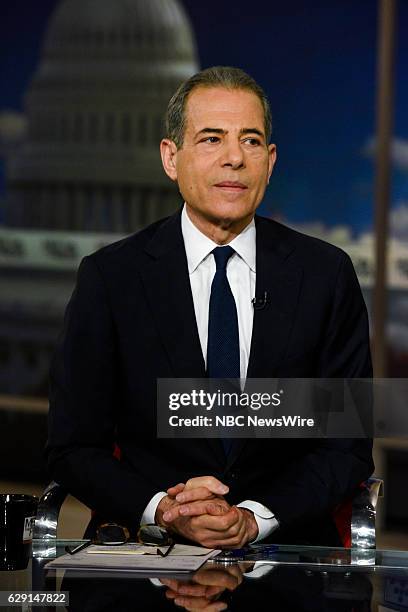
[[1, 541, 408, 611], [31, 539, 408, 570]]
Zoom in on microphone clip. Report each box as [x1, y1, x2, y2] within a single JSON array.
[[252, 291, 269, 310]]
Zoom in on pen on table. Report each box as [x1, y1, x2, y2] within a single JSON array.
[[65, 541, 92, 555], [157, 541, 176, 557], [211, 544, 279, 563]]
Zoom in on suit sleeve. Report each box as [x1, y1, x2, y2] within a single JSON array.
[[257, 252, 374, 529], [46, 255, 158, 526]]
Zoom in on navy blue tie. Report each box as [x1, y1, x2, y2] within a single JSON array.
[[207, 246, 240, 455]]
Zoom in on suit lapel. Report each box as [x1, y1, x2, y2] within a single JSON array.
[[225, 216, 304, 470], [139, 210, 206, 378], [246, 215, 303, 378], [139, 210, 225, 465]]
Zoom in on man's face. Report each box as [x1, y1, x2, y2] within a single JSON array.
[[161, 86, 276, 228]]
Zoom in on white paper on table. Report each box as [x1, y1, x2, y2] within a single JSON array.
[[45, 546, 221, 573], [87, 543, 215, 556]]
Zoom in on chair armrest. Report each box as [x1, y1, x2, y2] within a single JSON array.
[[351, 477, 384, 549], [33, 481, 69, 541]]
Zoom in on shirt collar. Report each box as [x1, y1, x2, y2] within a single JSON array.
[[181, 203, 256, 274]]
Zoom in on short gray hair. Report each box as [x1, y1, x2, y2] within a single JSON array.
[[165, 66, 272, 148]]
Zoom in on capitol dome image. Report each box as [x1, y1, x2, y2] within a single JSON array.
[[0, 0, 198, 397], [4, 0, 198, 232]]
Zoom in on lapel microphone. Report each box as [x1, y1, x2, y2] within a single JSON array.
[[252, 291, 269, 310]]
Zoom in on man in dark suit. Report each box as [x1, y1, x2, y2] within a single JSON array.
[[47, 66, 373, 548]]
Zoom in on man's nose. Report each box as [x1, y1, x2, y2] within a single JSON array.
[[220, 139, 245, 169]]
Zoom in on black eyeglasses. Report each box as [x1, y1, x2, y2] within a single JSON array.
[[65, 523, 131, 555], [137, 523, 175, 557], [66, 523, 175, 557], [96, 523, 131, 545]]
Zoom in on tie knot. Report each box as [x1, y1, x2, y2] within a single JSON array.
[[212, 245, 235, 270]]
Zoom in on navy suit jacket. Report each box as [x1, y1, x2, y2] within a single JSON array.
[[47, 208, 374, 545]]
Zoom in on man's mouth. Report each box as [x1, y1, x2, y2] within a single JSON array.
[[213, 181, 248, 191]]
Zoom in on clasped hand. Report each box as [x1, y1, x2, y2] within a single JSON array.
[[155, 476, 258, 548], [161, 563, 244, 611]]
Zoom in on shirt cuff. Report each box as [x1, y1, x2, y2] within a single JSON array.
[[150, 578, 165, 587], [244, 563, 276, 579], [237, 500, 279, 543], [140, 491, 167, 526]]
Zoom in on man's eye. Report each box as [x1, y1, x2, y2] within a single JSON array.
[[243, 138, 261, 146], [202, 136, 220, 143]]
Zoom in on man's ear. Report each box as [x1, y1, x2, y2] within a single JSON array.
[[160, 138, 178, 181], [267, 143, 277, 183]]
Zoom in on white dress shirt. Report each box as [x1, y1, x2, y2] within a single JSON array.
[[141, 204, 278, 541], [183, 203, 256, 380]]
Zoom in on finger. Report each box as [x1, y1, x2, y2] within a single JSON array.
[[192, 568, 241, 591], [208, 520, 248, 550], [160, 578, 181, 590], [205, 604, 228, 612], [172, 521, 236, 547], [163, 500, 228, 522], [191, 508, 240, 532], [193, 513, 247, 546], [217, 517, 248, 551], [224, 564, 244, 583], [208, 604, 228, 612], [174, 595, 227, 610], [179, 501, 229, 517], [201, 585, 226, 598], [167, 482, 186, 496], [163, 582, 213, 599], [184, 476, 229, 495], [176, 487, 217, 503], [177, 584, 209, 597]]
